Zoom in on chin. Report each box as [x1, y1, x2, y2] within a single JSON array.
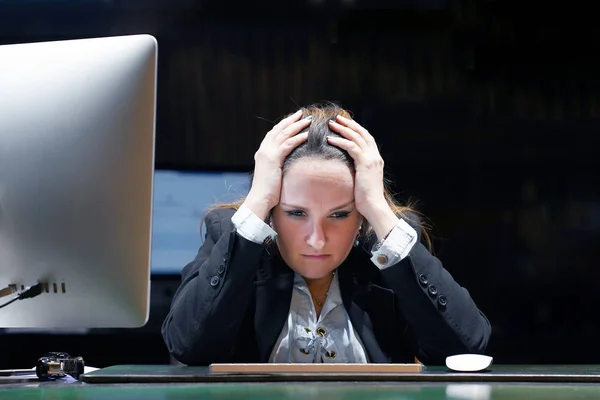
[[293, 263, 337, 280]]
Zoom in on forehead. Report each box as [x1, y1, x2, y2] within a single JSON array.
[[280, 158, 354, 206]]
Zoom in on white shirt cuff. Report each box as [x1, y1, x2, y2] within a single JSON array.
[[370, 218, 418, 270], [230, 203, 277, 244]]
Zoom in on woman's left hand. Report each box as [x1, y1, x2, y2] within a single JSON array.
[[327, 115, 398, 240]]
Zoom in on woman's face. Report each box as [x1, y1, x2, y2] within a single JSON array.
[[271, 158, 363, 280]]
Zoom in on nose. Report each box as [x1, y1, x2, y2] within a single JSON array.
[[306, 221, 326, 250]]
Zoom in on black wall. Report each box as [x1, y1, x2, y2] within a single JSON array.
[[1, 0, 599, 368]]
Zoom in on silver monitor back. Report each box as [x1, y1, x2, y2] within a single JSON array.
[[0, 34, 157, 328]]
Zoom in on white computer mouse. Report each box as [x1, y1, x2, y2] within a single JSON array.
[[445, 354, 493, 372]]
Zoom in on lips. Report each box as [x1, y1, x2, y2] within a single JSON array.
[[302, 254, 330, 260]]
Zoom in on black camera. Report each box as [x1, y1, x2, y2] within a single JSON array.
[[36, 352, 85, 380]]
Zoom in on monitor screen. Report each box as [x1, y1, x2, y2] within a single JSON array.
[[0, 34, 157, 328], [151, 170, 250, 275]]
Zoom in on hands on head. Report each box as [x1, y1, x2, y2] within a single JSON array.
[[244, 104, 389, 223], [243, 109, 312, 221], [241, 103, 410, 284]]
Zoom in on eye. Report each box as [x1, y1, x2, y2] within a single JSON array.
[[330, 211, 352, 219], [284, 210, 306, 218]]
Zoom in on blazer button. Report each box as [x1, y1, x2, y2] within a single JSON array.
[[217, 265, 225, 275], [210, 276, 220, 287], [428, 284, 437, 298], [438, 295, 448, 309], [418, 274, 428, 287], [377, 254, 388, 265]]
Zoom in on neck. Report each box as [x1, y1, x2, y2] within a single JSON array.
[[304, 272, 334, 296]]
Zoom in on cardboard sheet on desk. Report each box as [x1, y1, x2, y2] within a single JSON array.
[[79, 364, 424, 384], [210, 363, 423, 374]]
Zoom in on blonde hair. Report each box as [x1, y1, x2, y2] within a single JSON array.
[[206, 102, 431, 249]]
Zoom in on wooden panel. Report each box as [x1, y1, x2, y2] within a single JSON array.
[[209, 363, 423, 374]]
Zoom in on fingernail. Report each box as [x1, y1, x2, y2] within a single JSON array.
[[303, 115, 313, 120], [328, 119, 336, 124]]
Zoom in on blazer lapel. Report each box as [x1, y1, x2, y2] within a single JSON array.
[[254, 257, 294, 362], [338, 267, 390, 363]]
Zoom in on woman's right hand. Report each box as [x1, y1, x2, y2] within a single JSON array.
[[243, 109, 311, 220]]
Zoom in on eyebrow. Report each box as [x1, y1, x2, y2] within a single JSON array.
[[280, 200, 355, 213]]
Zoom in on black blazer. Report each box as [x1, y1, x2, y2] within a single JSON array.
[[161, 208, 491, 366]]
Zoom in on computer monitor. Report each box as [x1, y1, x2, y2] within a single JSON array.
[[0, 34, 157, 328]]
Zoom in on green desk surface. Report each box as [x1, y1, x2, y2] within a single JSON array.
[[79, 364, 600, 383], [3, 366, 600, 400], [3, 382, 600, 400]]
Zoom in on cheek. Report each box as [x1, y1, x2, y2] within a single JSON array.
[[272, 216, 293, 233], [331, 223, 359, 244], [272, 217, 302, 245]]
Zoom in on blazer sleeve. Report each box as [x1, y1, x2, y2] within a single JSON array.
[[161, 208, 264, 365], [379, 212, 492, 365]]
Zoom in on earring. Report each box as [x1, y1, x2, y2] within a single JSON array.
[[354, 238, 360, 247]]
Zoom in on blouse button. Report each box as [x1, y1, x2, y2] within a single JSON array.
[[377, 254, 388, 265], [317, 327, 327, 336], [325, 351, 337, 359]]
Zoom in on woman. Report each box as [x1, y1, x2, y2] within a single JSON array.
[[161, 103, 491, 366]]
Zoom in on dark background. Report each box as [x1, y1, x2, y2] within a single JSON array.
[[1, 0, 599, 367]]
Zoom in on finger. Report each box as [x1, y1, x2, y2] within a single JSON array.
[[271, 109, 303, 133], [264, 109, 302, 139], [280, 131, 309, 159], [328, 119, 368, 149], [276, 116, 312, 143], [335, 115, 375, 145], [326, 135, 363, 162]]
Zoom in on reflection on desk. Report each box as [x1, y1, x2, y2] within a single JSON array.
[[2, 382, 600, 400]]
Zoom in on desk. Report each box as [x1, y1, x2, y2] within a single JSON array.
[[81, 364, 600, 383], [1, 365, 600, 400]]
